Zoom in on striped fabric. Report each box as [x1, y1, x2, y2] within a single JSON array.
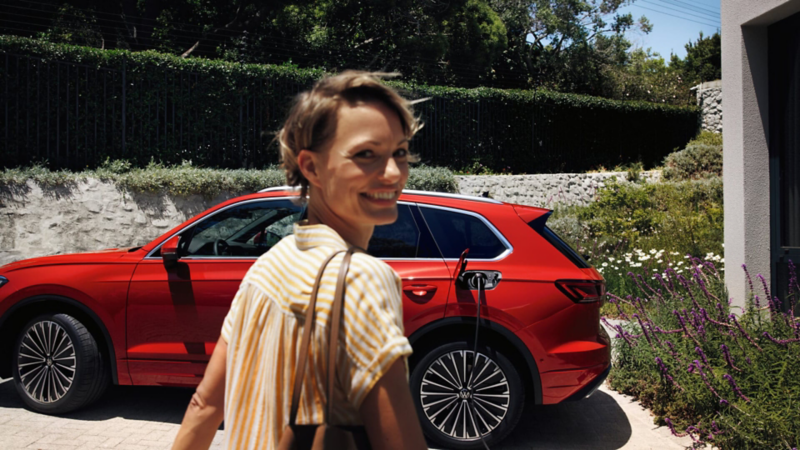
[[220, 222, 413, 449]]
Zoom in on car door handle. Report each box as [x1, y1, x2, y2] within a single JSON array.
[[403, 285, 438, 296]]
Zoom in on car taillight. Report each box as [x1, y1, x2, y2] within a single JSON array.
[[555, 279, 605, 304]]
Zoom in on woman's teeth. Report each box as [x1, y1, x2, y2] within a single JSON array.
[[365, 191, 395, 200]]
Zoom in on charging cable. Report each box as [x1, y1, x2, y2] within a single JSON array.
[[467, 273, 491, 450]]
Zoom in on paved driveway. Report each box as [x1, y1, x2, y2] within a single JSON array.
[[0, 377, 694, 450]]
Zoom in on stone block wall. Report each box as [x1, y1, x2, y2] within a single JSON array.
[[694, 80, 722, 133], [1, 172, 661, 264], [0, 180, 244, 266], [456, 171, 661, 208]]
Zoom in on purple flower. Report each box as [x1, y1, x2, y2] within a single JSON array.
[[633, 314, 653, 347], [723, 373, 751, 402], [695, 347, 713, 374], [743, 264, 755, 295], [730, 314, 763, 351], [720, 344, 741, 371], [762, 331, 800, 345], [689, 360, 725, 402], [664, 418, 690, 439], [757, 274, 772, 303], [655, 357, 684, 391]]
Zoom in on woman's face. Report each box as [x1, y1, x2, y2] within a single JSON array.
[[308, 100, 410, 228]]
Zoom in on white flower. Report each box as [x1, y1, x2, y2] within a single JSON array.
[[649, 249, 657, 254], [608, 257, 615, 262], [720, 258, 725, 264], [684, 255, 690, 259], [677, 269, 684, 273], [677, 261, 683, 266], [657, 259, 663, 263], [602, 262, 608, 267]]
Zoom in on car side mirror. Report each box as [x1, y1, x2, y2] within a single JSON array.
[[162, 236, 181, 267]]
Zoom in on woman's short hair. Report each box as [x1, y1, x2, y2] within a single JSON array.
[[277, 71, 421, 197]]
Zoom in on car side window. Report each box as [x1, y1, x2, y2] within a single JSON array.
[[419, 206, 507, 259], [180, 200, 302, 257], [368, 204, 420, 258]]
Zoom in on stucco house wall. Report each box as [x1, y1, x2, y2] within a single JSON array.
[[722, 0, 800, 308]]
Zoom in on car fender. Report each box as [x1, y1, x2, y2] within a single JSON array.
[[408, 316, 543, 405], [0, 294, 119, 384]]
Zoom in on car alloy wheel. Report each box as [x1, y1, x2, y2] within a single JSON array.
[[411, 341, 524, 449], [13, 313, 109, 414], [17, 319, 76, 403]]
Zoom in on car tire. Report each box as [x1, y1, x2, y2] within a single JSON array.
[[12, 313, 109, 414], [410, 340, 524, 450]]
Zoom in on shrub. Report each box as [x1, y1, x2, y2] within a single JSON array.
[[577, 177, 723, 257], [662, 131, 723, 180], [607, 261, 800, 449], [0, 161, 458, 197], [548, 178, 724, 307], [1, 35, 699, 174]]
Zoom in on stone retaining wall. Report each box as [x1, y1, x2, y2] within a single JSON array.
[[0, 180, 244, 266], [457, 171, 661, 207], [0, 172, 661, 264], [694, 80, 722, 134]]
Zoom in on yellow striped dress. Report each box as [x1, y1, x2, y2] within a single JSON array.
[[220, 222, 413, 449]]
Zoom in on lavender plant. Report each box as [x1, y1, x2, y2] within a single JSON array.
[[608, 261, 800, 449]]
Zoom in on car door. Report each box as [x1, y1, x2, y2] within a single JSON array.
[[369, 203, 451, 337], [417, 205, 514, 325], [126, 198, 302, 386]]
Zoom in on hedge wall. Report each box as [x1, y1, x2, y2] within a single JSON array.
[[0, 35, 699, 173]]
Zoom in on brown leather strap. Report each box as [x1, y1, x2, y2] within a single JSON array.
[[289, 249, 346, 426], [325, 248, 356, 424]]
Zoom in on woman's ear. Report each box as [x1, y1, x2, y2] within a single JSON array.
[[297, 149, 322, 189]]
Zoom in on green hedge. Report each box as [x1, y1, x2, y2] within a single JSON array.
[[0, 35, 699, 173]]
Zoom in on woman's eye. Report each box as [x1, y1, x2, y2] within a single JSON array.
[[394, 148, 408, 158], [355, 150, 375, 158]]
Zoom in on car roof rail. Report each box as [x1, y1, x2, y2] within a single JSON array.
[[258, 185, 297, 193], [258, 186, 503, 204], [401, 190, 503, 204]]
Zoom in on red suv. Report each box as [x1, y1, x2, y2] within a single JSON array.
[[0, 188, 610, 449]]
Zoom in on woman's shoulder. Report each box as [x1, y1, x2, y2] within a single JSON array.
[[348, 251, 400, 282]]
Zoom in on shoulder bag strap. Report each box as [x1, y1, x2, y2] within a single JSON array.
[[325, 247, 358, 424], [289, 249, 346, 426]]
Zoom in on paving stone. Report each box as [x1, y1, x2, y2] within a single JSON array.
[[0, 376, 702, 450]]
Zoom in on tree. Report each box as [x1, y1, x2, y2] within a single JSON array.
[[601, 48, 694, 105], [670, 31, 721, 86]]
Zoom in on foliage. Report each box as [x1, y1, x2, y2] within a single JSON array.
[[606, 261, 800, 449], [670, 32, 722, 86], [0, 35, 700, 173], [0, 160, 458, 197], [1, 0, 509, 88], [488, 0, 651, 93], [601, 49, 694, 106], [663, 131, 723, 181], [406, 165, 459, 193], [548, 178, 724, 303]]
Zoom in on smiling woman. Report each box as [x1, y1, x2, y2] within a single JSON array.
[[172, 72, 428, 450]]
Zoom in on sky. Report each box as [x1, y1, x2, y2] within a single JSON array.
[[617, 0, 721, 60]]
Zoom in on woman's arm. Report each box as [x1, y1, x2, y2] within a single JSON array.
[[172, 336, 227, 450], [360, 359, 427, 450]]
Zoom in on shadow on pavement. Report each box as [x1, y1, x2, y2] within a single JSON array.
[[496, 390, 632, 449], [1, 378, 631, 449], [0, 378, 195, 425]]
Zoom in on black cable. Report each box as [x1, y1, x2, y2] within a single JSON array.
[[468, 273, 490, 450]]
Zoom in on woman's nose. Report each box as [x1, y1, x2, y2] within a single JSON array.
[[380, 156, 402, 182]]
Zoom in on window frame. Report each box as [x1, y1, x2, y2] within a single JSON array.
[[416, 204, 513, 262], [144, 197, 300, 260]]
